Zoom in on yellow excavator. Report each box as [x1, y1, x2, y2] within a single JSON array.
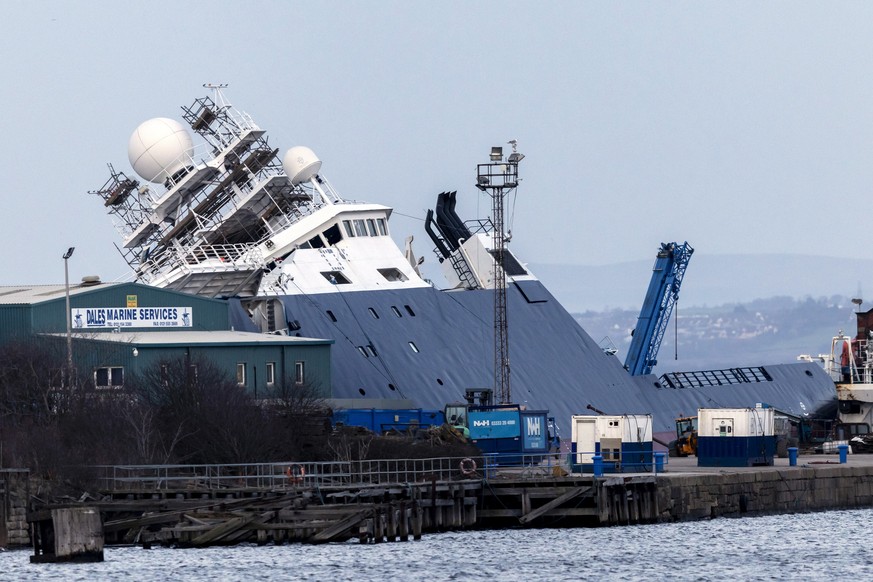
[[668, 416, 698, 457]]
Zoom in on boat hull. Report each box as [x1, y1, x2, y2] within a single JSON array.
[[232, 280, 837, 434]]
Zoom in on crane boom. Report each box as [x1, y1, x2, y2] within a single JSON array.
[[624, 241, 694, 376]]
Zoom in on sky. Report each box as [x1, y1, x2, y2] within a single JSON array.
[[3, 1, 873, 301]]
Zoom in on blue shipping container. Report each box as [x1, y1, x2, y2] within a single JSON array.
[[697, 435, 776, 467], [333, 409, 445, 434]]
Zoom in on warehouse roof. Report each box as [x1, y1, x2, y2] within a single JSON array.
[[46, 330, 333, 346], [0, 282, 125, 304]]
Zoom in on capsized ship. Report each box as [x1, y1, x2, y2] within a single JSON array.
[[89, 87, 837, 436]]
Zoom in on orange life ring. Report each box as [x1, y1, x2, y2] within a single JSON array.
[[285, 464, 305, 483], [459, 458, 477, 476]]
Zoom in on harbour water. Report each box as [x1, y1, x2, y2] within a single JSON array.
[[3, 509, 872, 581]]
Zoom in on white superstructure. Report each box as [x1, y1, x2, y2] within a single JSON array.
[[91, 87, 433, 298]]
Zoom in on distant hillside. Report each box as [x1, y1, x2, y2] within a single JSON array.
[[530, 254, 873, 313], [572, 295, 856, 375]]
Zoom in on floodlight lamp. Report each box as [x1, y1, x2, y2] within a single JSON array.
[[63, 247, 75, 260], [490, 147, 503, 161], [508, 152, 525, 163]]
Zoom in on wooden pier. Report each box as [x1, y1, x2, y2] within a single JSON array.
[[24, 454, 873, 555]]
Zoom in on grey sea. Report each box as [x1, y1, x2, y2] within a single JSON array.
[[2, 508, 872, 581]]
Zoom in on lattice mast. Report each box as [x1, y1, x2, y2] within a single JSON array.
[[476, 142, 524, 404]]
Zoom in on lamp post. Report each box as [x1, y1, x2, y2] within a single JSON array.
[[63, 247, 75, 387]]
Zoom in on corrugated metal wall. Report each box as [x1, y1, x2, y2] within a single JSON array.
[[29, 283, 230, 334]]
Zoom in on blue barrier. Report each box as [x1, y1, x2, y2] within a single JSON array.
[[839, 444, 849, 464], [654, 452, 665, 473], [592, 454, 604, 477], [788, 447, 798, 467]]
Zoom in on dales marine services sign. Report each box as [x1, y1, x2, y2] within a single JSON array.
[[71, 307, 193, 329]]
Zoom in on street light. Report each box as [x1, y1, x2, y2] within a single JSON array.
[[63, 247, 75, 387]]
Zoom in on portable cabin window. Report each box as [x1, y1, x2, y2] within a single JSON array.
[[323, 223, 343, 246], [377, 218, 388, 235], [366, 219, 378, 237], [343, 220, 355, 238], [237, 363, 247, 386], [266, 362, 276, 386], [95, 366, 124, 389], [295, 361, 305, 385]]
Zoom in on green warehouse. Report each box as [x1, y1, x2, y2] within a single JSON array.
[[0, 279, 332, 397]]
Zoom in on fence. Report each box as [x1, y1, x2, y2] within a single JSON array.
[[96, 453, 571, 491]]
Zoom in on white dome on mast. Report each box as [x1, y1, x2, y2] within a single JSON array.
[[127, 118, 194, 184], [282, 146, 322, 185]]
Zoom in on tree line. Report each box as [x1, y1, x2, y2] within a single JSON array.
[[0, 340, 333, 491]]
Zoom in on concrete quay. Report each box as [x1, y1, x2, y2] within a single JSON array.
[[616, 453, 873, 523]]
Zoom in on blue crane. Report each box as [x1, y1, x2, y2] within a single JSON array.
[[624, 242, 694, 376]]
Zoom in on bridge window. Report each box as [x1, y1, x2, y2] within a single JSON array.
[[323, 224, 342, 245], [343, 220, 355, 238], [322, 271, 351, 284], [367, 219, 378, 236], [378, 268, 408, 282], [377, 218, 387, 235]]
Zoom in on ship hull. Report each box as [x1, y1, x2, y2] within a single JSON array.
[[231, 280, 837, 434]]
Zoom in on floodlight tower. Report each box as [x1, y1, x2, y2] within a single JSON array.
[[476, 141, 524, 405]]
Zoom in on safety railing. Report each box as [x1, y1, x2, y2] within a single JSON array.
[[95, 453, 575, 491]]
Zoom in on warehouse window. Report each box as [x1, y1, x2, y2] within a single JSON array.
[[95, 366, 124, 389], [266, 362, 276, 386], [295, 361, 305, 385], [237, 363, 246, 386]]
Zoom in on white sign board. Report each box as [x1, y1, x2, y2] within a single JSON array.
[[71, 307, 193, 329]]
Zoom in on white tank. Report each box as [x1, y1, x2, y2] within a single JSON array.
[[283, 146, 322, 185], [128, 118, 194, 184]]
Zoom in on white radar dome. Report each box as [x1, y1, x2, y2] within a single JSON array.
[[283, 146, 322, 185], [128, 118, 194, 184]]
